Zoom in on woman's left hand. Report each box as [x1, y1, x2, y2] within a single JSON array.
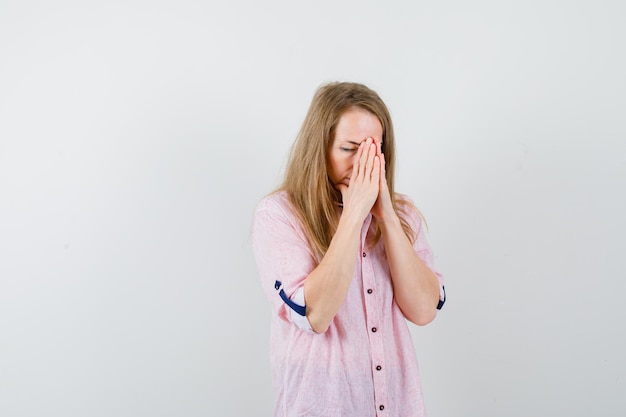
[[370, 139, 395, 221]]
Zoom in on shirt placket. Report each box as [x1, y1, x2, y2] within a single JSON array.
[[360, 217, 389, 416]]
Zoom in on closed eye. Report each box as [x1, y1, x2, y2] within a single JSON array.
[[340, 147, 357, 152]]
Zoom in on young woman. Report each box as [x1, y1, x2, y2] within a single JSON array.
[[252, 82, 446, 417]]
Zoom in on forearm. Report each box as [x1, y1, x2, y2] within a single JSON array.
[[379, 214, 440, 325], [303, 213, 363, 333], [304, 137, 380, 333]]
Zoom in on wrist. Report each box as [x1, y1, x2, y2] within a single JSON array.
[[338, 208, 366, 231], [378, 211, 402, 233], [341, 202, 371, 225]]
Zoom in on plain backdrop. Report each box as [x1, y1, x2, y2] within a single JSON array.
[[1, 1, 625, 416]]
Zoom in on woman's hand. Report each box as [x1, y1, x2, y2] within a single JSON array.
[[371, 139, 395, 221], [336, 138, 380, 222]]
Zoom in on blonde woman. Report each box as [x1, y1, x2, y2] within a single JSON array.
[[252, 82, 446, 417]]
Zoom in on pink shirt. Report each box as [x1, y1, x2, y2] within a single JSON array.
[[252, 191, 445, 417]]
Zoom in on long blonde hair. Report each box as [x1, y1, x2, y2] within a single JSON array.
[[280, 82, 419, 260]]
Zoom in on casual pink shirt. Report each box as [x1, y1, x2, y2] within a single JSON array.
[[252, 191, 445, 417]]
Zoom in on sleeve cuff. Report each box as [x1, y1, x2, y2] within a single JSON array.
[[274, 281, 314, 333], [437, 285, 446, 310], [290, 287, 314, 333]]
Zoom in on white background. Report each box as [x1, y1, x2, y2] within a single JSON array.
[[1, 1, 625, 416]]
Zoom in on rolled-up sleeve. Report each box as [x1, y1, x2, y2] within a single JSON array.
[[252, 196, 316, 333]]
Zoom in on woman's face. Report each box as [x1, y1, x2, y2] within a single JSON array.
[[328, 108, 383, 189]]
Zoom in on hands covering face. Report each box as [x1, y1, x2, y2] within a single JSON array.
[[335, 138, 393, 222]]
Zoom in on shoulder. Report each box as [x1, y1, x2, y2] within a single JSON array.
[[253, 190, 310, 247], [395, 192, 413, 205], [394, 192, 417, 217], [394, 192, 425, 234], [254, 190, 301, 229], [255, 190, 291, 216], [256, 190, 289, 212]]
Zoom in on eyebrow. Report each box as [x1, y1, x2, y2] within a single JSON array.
[[338, 139, 384, 146], [339, 140, 362, 146]]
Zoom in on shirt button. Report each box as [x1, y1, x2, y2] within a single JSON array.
[[367, 289, 373, 294], [362, 252, 366, 257], [379, 405, 385, 411], [371, 327, 377, 333], [376, 365, 382, 371]]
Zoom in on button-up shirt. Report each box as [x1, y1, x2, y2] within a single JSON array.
[[252, 191, 445, 417]]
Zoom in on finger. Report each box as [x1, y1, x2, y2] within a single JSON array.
[[364, 143, 376, 180], [379, 154, 386, 186], [372, 155, 380, 185], [351, 142, 365, 180], [357, 139, 371, 180], [371, 137, 382, 156]]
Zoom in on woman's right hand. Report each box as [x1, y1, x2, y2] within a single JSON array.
[[336, 138, 380, 222]]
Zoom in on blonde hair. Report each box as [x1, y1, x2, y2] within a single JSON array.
[[280, 82, 420, 261]]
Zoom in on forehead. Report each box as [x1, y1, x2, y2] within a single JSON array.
[[334, 108, 383, 142]]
